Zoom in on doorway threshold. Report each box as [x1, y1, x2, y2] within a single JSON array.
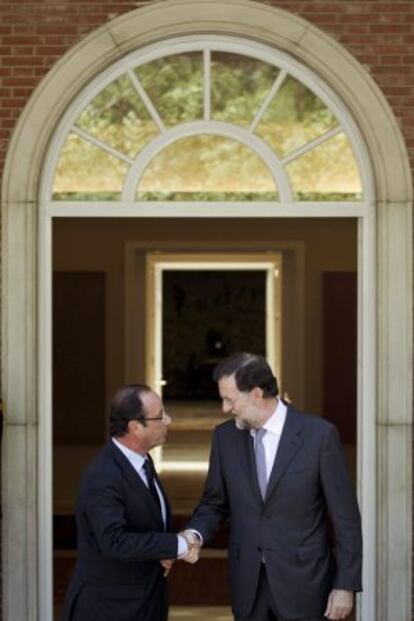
[[170, 607, 232, 621]]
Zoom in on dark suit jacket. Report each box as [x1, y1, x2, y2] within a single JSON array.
[[187, 407, 362, 619], [61, 441, 178, 621]]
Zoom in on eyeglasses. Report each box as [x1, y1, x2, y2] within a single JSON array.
[[145, 408, 169, 422]]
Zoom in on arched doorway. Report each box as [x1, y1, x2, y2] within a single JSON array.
[[2, 2, 412, 620]]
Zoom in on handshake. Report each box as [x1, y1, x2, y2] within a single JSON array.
[[178, 529, 202, 563], [160, 530, 202, 577]]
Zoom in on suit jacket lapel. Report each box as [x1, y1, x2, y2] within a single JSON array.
[[236, 426, 263, 505], [264, 407, 303, 502], [108, 442, 165, 525]]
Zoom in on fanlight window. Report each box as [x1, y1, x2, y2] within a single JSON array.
[[136, 135, 279, 201], [52, 44, 363, 204]]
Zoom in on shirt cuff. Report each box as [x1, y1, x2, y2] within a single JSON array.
[[177, 535, 188, 556]]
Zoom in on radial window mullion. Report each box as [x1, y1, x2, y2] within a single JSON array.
[[249, 69, 287, 134], [286, 131, 362, 201], [127, 69, 166, 133], [281, 126, 342, 166], [134, 53, 203, 127], [204, 49, 211, 121], [71, 125, 134, 165], [50, 37, 365, 205]]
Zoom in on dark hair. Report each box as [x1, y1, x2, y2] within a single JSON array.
[[109, 384, 151, 437], [213, 352, 279, 398]]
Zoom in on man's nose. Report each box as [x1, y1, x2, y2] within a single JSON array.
[[222, 402, 231, 414], [164, 413, 172, 425]]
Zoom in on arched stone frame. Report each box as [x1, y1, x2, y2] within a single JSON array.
[[1, 2, 412, 621]]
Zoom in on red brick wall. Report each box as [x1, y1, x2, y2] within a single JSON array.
[[0, 0, 414, 180]]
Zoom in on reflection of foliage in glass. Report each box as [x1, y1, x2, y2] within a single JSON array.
[[53, 133, 127, 197], [53, 50, 362, 202], [75, 75, 159, 158], [134, 53, 203, 126], [136, 135, 277, 196], [52, 192, 121, 201], [255, 75, 339, 157], [211, 52, 279, 127], [136, 191, 278, 201], [286, 133, 362, 200]]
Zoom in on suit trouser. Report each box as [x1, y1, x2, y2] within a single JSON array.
[[234, 564, 324, 621]]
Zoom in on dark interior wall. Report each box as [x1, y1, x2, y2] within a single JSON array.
[[52, 216, 358, 515], [52, 217, 357, 422], [53, 272, 106, 445]]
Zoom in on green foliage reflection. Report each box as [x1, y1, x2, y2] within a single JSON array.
[[256, 75, 339, 157], [53, 51, 362, 202], [211, 52, 279, 126], [136, 191, 278, 201], [287, 133, 362, 199], [75, 75, 159, 157], [134, 53, 203, 126], [136, 135, 277, 198], [54, 133, 127, 196]]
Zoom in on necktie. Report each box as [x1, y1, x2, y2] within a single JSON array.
[[143, 457, 162, 514], [255, 427, 268, 500]]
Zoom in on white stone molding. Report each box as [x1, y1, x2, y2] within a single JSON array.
[[1, 202, 38, 619], [1, 2, 412, 621], [376, 201, 413, 620]]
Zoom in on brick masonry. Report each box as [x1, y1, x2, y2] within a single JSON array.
[[0, 1, 414, 177], [0, 1, 413, 620]]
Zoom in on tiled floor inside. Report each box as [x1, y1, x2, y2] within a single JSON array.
[[170, 607, 232, 620], [54, 605, 232, 620]]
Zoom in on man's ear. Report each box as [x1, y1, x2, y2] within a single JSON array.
[[251, 386, 264, 401], [127, 419, 139, 434]]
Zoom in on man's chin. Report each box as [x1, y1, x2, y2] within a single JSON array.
[[234, 418, 251, 430]]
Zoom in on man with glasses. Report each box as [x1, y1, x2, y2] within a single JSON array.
[[62, 384, 193, 621]]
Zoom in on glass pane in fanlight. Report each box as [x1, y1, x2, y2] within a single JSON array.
[[255, 74, 339, 158], [136, 135, 278, 201], [211, 52, 279, 127], [53, 132, 128, 200], [134, 53, 203, 126], [286, 133, 362, 201], [74, 75, 159, 158]]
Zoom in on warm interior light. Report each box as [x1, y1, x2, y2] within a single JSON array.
[[159, 461, 209, 472]]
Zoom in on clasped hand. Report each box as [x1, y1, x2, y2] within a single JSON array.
[[178, 529, 201, 563], [160, 529, 201, 576]]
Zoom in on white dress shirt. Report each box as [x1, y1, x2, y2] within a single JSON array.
[[251, 398, 288, 482], [112, 438, 167, 525]]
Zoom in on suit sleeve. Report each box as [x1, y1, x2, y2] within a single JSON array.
[[319, 424, 363, 591], [186, 428, 230, 542], [82, 478, 178, 562]]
